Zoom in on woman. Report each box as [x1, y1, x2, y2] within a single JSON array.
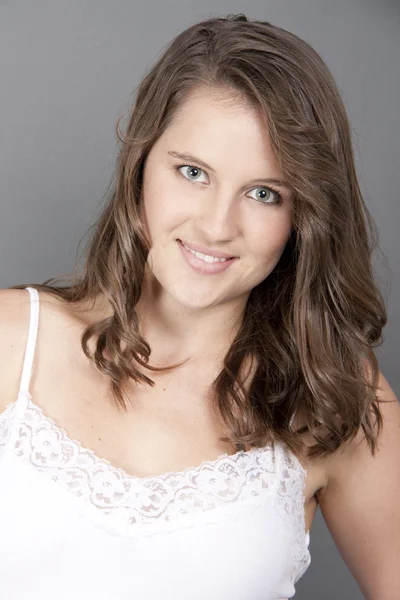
[[0, 13, 398, 600]]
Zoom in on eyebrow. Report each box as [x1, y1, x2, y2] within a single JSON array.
[[167, 150, 291, 189]]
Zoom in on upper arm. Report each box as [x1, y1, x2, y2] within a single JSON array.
[[0, 288, 31, 412], [317, 369, 400, 599]]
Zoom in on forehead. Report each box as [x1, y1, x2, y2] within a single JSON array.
[[154, 86, 280, 173], [169, 86, 263, 132]]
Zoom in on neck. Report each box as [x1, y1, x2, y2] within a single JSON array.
[[135, 273, 246, 367]]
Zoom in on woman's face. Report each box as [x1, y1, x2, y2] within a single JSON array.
[[141, 86, 293, 313]]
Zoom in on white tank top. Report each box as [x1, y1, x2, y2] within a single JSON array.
[[0, 287, 311, 599]]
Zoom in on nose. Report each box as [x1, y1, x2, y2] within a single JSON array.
[[194, 186, 240, 243]]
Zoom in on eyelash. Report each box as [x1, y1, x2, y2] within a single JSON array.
[[173, 163, 283, 205]]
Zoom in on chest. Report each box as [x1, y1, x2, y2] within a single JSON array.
[[26, 323, 326, 520], [30, 343, 236, 478], [0, 448, 309, 599]]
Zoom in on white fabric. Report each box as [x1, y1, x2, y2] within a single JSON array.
[[0, 286, 311, 599]]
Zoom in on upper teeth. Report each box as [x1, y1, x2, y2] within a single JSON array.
[[182, 242, 228, 263]]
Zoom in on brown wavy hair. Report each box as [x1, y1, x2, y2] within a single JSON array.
[[12, 13, 391, 461]]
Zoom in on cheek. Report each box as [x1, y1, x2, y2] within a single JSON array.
[[248, 217, 292, 269], [142, 173, 191, 239]]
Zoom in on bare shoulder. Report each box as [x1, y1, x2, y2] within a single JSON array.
[[0, 288, 33, 411], [319, 368, 399, 487], [0, 287, 72, 413]]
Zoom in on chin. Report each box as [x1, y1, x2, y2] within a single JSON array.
[[169, 289, 221, 311]]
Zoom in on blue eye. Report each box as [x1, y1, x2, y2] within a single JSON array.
[[247, 186, 282, 205], [176, 164, 208, 183], [174, 162, 282, 205]]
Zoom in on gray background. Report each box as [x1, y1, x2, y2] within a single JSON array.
[[1, 1, 399, 598]]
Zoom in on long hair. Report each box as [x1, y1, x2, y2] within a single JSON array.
[[12, 14, 390, 461]]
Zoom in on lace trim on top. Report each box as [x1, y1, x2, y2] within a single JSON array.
[[0, 392, 310, 577]]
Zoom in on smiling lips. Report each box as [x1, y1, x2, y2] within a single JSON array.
[[178, 239, 238, 275]]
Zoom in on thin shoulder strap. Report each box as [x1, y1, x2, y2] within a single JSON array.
[[18, 287, 40, 396]]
